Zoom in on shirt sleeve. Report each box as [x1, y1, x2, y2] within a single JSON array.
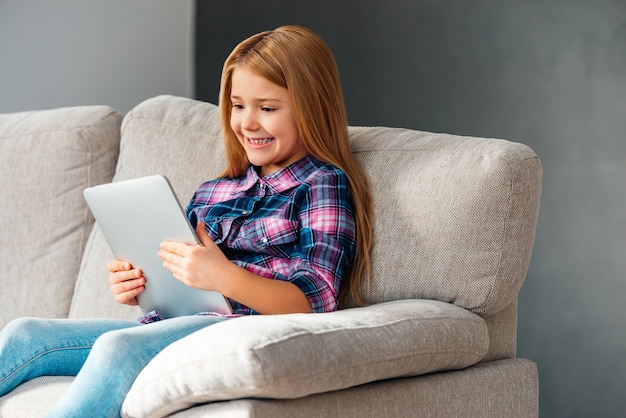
[[289, 168, 357, 313]]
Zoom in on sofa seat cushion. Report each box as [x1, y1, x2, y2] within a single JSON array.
[[122, 299, 488, 418], [166, 359, 538, 418], [0, 106, 121, 327], [0, 376, 73, 417]]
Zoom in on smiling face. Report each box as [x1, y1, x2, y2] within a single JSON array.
[[229, 67, 308, 177]]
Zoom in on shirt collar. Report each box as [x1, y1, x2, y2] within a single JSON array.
[[234, 156, 323, 194]]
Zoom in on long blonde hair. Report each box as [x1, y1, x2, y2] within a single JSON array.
[[218, 25, 373, 306]]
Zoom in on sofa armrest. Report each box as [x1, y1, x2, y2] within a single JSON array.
[[122, 299, 489, 418], [0, 105, 121, 327]]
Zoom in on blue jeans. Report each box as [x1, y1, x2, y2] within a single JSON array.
[[0, 315, 227, 418]]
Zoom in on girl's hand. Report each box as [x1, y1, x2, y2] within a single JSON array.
[[160, 222, 311, 314], [108, 260, 145, 306], [158, 222, 230, 292]]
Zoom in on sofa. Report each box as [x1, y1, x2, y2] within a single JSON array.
[[0, 95, 541, 417]]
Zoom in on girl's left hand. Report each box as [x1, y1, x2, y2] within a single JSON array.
[[158, 222, 229, 291]]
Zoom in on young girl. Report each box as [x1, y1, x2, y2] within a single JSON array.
[[0, 25, 373, 417]]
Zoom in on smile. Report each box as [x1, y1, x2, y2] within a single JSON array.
[[247, 137, 274, 145]]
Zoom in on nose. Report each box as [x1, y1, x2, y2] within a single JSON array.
[[240, 109, 259, 131]]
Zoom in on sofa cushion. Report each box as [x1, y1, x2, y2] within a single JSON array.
[[348, 126, 542, 316], [122, 299, 488, 417], [0, 106, 121, 327], [0, 376, 73, 417], [165, 359, 538, 418], [70, 96, 225, 320]]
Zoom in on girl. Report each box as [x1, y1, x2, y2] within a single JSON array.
[[0, 25, 373, 417]]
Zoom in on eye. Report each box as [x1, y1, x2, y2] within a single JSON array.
[[261, 106, 276, 113], [232, 103, 244, 111]]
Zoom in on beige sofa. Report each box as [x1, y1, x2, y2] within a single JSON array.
[[0, 95, 541, 417]]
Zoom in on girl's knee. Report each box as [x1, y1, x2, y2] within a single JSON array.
[[90, 328, 137, 361], [4, 317, 45, 331], [86, 328, 154, 381], [1, 317, 49, 344]]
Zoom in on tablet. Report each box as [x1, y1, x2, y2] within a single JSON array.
[[83, 175, 232, 318]]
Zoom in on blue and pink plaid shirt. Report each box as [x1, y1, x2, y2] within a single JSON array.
[[183, 155, 356, 316]]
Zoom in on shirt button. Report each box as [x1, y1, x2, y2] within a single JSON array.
[[261, 237, 269, 244], [241, 210, 249, 215]]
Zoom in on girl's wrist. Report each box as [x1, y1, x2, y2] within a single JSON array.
[[212, 260, 240, 299]]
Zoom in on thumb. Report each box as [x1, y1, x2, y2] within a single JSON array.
[[196, 222, 213, 246]]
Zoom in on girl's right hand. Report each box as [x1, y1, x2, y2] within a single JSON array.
[[108, 260, 145, 306]]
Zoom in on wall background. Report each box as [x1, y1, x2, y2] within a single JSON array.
[[0, 0, 194, 114], [194, 1, 626, 417]]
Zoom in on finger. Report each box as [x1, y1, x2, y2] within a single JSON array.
[[161, 257, 185, 279], [108, 267, 143, 284], [111, 275, 144, 293], [113, 284, 143, 306], [158, 246, 185, 268], [196, 222, 214, 247], [160, 240, 189, 256], [108, 260, 131, 273], [171, 271, 187, 285]]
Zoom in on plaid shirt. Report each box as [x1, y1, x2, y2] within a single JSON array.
[[184, 155, 356, 316]]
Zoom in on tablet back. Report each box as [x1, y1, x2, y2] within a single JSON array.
[[83, 175, 232, 318]]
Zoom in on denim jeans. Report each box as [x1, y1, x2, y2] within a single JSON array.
[[0, 315, 228, 418]]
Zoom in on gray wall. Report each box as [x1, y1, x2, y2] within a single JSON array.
[[196, 1, 626, 417], [0, 0, 194, 114]]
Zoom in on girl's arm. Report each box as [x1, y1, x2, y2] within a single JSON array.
[[159, 223, 312, 314]]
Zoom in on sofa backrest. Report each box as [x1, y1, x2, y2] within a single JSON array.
[[70, 96, 541, 332], [349, 126, 542, 317], [70, 96, 225, 320], [0, 106, 121, 328]]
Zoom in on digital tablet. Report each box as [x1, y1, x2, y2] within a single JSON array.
[[83, 175, 232, 318]]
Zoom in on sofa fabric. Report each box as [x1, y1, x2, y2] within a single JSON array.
[[0, 377, 73, 417], [0, 360, 539, 418], [0, 106, 121, 327], [70, 97, 224, 321], [0, 96, 541, 417], [347, 125, 541, 317], [167, 359, 538, 418], [122, 299, 488, 417], [170, 359, 538, 418]]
